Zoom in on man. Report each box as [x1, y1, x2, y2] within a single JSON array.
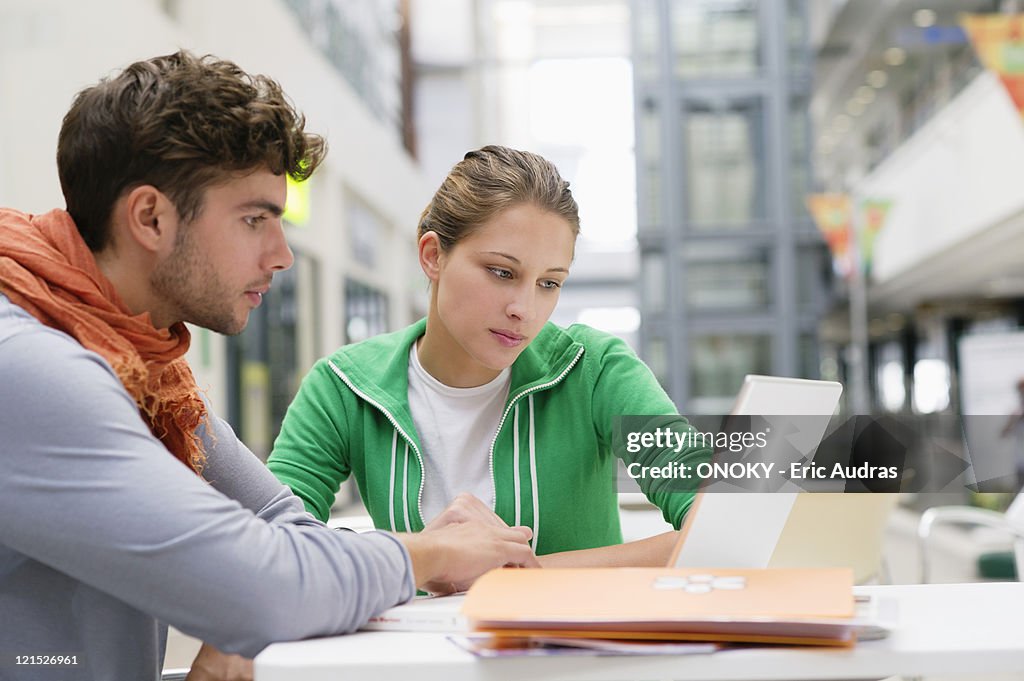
[[0, 51, 535, 681]]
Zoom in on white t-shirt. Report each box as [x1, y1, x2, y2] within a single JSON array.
[[408, 343, 510, 524]]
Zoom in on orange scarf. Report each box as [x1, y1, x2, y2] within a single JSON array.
[[0, 208, 207, 473]]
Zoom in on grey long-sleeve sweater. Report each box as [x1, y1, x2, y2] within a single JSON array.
[[0, 293, 414, 681]]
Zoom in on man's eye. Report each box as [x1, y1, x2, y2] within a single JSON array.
[[244, 215, 267, 227]]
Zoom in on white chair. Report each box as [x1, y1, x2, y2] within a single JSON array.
[[917, 492, 1024, 583]]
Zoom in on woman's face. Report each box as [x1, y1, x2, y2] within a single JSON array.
[[423, 203, 576, 384]]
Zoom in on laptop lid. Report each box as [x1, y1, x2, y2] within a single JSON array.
[[669, 375, 843, 569]]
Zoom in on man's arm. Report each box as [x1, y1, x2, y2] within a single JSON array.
[[195, 406, 331, 527], [0, 329, 528, 657], [203, 426, 540, 594], [400, 522, 538, 594]]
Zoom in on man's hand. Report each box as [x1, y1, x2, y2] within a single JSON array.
[[423, 492, 508, 532], [184, 643, 252, 681], [399, 521, 539, 594]]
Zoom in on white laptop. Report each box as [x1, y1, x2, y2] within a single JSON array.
[[670, 375, 843, 569]]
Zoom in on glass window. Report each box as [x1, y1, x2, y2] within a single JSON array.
[[640, 98, 661, 165], [640, 166, 663, 231], [796, 244, 829, 314], [690, 334, 772, 401], [283, 0, 401, 133], [684, 241, 770, 311], [671, 0, 760, 78], [226, 261, 303, 460], [789, 97, 810, 221], [638, 98, 663, 231], [347, 194, 382, 267], [875, 341, 906, 413], [344, 278, 390, 344], [786, 0, 810, 78], [643, 334, 669, 389], [683, 97, 765, 227], [913, 359, 950, 414], [642, 251, 668, 315], [799, 332, 820, 381], [633, 0, 661, 82]]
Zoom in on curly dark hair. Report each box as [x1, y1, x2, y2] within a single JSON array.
[[57, 50, 327, 251]]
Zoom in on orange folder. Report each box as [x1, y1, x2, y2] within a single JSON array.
[[463, 567, 857, 646]]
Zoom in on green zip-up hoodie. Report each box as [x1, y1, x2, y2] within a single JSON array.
[[268, 319, 710, 555]]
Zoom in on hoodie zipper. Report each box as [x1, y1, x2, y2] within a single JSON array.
[[487, 346, 585, 536], [327, 360, 425, 530], [329, 344, 585, 534]]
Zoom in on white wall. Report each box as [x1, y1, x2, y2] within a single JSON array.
[[860, 71, 1024, 286], [0, 0, 187, 212]]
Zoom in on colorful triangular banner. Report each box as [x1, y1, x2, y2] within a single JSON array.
[[806, 194, 893, 278], [859, 198, 892, 276], [962, 13, 1024, 116], [806, 193, 853, 278]]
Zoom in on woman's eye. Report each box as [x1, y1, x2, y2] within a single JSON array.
[[488, 267, 513, 280], [540, 280, 562, 290]]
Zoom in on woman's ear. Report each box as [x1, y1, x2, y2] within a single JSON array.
[[418, 231, 444, 283]]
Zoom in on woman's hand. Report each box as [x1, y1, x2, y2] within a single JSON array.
[[423, 492, 508, 531]]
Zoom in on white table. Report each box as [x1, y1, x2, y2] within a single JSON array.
[[255, 582, 1024, 681]]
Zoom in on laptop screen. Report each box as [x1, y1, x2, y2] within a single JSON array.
[[669, 375, 842, 569]]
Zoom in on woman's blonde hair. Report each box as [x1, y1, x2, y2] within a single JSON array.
[[417, 145, 580, 250]]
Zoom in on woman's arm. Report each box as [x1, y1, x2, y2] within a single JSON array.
[[587, 332, 712, 529], [267, 359, 353, 521], [537, 530, 680, 568]]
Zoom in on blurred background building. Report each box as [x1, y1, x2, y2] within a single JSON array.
[[3, 0, 1024, 511], [811, 0, 1024, 490], [632, 0, 829, 413]]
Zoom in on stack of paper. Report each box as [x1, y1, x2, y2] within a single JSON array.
[[363, 593, 468, 632], [447, 633, 718, 658], [462, 567, 867, 647]]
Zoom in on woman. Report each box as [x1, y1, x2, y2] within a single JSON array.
[[268, 145, 709, 567]]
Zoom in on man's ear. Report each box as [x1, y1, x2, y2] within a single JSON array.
[[418, 231, 444, 283], [122, 185, 178, 255]]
